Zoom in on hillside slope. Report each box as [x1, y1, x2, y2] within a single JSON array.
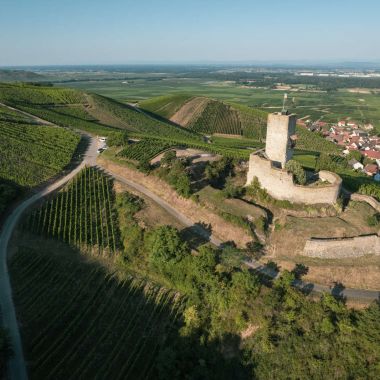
[[0, 83, 201, 142], [140, 94, 267, 139]]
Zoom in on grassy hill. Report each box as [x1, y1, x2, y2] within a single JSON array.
[[0, 83, 202, 141], [139, 94, 193, 119], [141, 94, 268, 139], [139, 94, 338, 153], [0, 69, 45, 82]]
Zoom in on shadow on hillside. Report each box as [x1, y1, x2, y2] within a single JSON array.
[[180, 222, 213, 249], [10, 234, 249, 379]]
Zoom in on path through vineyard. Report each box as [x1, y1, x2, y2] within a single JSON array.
[[0, 134, 98, 380]]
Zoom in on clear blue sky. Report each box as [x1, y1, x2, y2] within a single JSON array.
[[1, 0, 380, 66]]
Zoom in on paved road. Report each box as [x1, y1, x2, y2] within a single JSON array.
[[0, 135, 98, 380]]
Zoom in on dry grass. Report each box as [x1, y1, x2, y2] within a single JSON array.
[[267, 201, 380, 290], [99, 157, 253, 247]]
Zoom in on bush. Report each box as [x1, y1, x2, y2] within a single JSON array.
[[285, 160, 307, 185], [222, 176, 242, 198], [358, 183, 380, 201], [367, 213, 380, 226]]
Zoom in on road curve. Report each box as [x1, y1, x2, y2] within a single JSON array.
[[100, 166, 379, 302], [0, 136, 98, 380]]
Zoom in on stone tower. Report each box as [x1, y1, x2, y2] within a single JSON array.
[[265, 112, 297, 168]]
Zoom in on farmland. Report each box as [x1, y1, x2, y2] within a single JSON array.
[[0, 107, 80, 217], [10, 241, 183, 379], [57, 76, 380, 131], [24, 167, 119, 255], [119, 139, 173, 163]]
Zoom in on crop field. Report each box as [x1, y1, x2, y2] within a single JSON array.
[[0, 120, 80, 188], [189, 100, 241, 135], [139, 94, 193, 119], [59, 78, 380, 130], [119, 139, 173, 163], [10, 243, 184, 379], [24, 167, 119, 255]]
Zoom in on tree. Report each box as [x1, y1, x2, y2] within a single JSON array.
[[161, 150, 177, 167], [285, 160, 307, 185], [347, 150, 362, 162], [222, 176, 242, 198], [146, 226, 189, 269]]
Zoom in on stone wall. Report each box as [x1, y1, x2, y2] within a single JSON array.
[[350, 193, 380, 212], [246, 154, 342, 205], [265, 113, 296, 168], [304, 235, 380, 258]]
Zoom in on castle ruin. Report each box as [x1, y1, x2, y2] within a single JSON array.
[[246, 111, 342, 205]]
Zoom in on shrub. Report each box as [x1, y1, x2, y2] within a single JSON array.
[[285, 160, 307, 185]]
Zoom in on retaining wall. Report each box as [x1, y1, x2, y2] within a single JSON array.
[[304, 235, 380, 258], [246, 154, 342, 205]]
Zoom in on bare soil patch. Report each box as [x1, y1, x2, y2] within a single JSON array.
[[170, 97, 209, 127]]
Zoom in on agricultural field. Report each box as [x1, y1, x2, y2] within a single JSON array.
[[24, 167, 119, 255], [0, 112, 80, 217], [189, 100, 241, 135], [58, 77, 380, 130], [119, 139, 173, 164], [10, 241, 183, 379], [139, 94, 193, 119]]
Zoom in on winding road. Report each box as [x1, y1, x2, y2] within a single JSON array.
[[0, 104, 379, 379], [0, 135, 98, 380]]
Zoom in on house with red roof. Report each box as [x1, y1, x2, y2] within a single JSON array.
[[362, 150, 380, 160], [364, 164, 378, 176]]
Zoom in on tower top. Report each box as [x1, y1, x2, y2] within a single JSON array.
[[281, 93, 288, 114]]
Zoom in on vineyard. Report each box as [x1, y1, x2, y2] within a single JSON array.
[[139, 94, 193, 119], [189, 100, 242, 135], [119, 139, 173, 163], [24, 167, 119, 255], [0, 120, 80, 188], [295, 125, 339, 153], [229, 102, 267, 140], [10, 244, 184, 379], [0, 83, 86, 105]]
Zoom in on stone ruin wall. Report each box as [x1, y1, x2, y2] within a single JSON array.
[[303, 235, 380, 259], [246, 154, 342, 205]]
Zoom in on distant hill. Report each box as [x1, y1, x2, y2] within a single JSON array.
[[140, 94, 268, 139], [0, 69, 45, 82]]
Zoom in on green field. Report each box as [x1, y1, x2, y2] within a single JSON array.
[[57, 78, 380, 130], [119, 139, 173, 163]]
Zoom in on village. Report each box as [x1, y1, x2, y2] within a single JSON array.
[[298, 118, 380, 181]]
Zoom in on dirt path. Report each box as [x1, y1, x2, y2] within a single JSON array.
[[170, 97, 209, 126], [98, 158, 252, 247]]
